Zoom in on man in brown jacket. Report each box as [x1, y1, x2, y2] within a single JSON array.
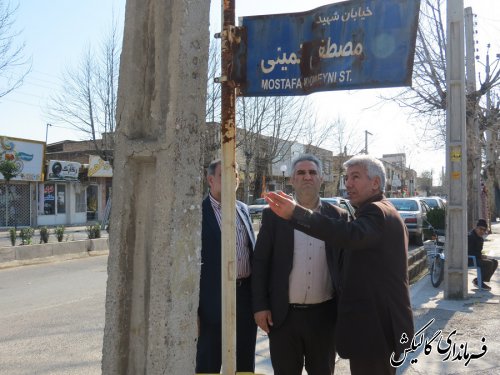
[[265, 154, 414, 375]]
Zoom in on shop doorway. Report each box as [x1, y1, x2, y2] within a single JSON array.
[[86, 185, 98, 221]]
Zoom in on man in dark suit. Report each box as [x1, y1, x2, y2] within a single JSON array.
[[196, 159, 257, 373], [265, 154, 414, 375], [252, 154, 348, 375]]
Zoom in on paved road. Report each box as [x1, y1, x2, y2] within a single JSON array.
[[0, 255, 108, 375]]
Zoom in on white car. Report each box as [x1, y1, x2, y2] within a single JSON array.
[[388, 198, 431, 245]]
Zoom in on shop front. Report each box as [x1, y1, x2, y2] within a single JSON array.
[[37, 160, 88, 226], [0, 136, 44, 228]]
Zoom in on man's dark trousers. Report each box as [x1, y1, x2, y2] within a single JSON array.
[[268, 299, 336, 375], [195, 277, 256, 373]]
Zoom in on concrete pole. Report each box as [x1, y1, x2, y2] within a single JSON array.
[[445, 0, 468, 299], [464, 7, 480, 228], [101, 0, 210, 373]]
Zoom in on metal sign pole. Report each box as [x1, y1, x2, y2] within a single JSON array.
[[221, 0, 237, 373]]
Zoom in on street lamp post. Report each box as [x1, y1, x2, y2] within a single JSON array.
[[280, 165, 287, 192], [45, 123, 52, 144]]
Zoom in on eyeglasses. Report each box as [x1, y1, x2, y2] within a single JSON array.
[[477, 227, 487, 232]]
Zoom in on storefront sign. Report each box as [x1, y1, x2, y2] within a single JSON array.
[[88, 155, 113, 177], [0, 136, 45, 181], [47, 160, 81, 181]]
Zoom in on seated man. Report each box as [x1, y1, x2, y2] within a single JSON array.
[[468, 219, 498, 290]]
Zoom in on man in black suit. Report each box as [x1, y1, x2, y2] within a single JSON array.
[[252, 154, 348, 375], [196, 159, 257, 373]]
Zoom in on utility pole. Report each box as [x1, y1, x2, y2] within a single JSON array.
[[464, 7, 480, 229], [45, 123, 52, 144], [484, 44, 497, 227], [364, 130, 372, 154], [445, 0, 467, 299]]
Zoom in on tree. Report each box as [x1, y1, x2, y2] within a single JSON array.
[[0, 158, 20, 227], [323, 117, 365, 195], [418, 170, 433, 197], [237, 95, 312, 202], [0, 0, 30, 98], [381, 0, 500, 228], [48, 21, 121, 165], [206, 39, 221, 124]]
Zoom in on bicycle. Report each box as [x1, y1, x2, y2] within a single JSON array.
[[429, 227, 446, 287]]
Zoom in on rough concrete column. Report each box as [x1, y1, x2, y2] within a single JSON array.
[[102, 0, 210, 373]]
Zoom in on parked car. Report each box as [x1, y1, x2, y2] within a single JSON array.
[[249, 196, 357, 222], [248, 197, 268, 218], [419, 196, 446, 210], [321, 197, 356, 221], [388, 197, 431, 245]]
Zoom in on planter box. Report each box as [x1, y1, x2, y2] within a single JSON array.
[[0, 238, 109, 264]]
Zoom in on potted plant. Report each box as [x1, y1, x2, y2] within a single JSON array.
[[55, 225, 65, 242], [9, 227, 16, 246], [39, 226, 50, 244], [19, 227, 35, 245], [86, 223, 101, 239]]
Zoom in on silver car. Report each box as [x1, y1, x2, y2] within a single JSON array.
[[388, 198, 431, 245], [420, 196, 446, 210], [248, 197, 268, 218], [321, 197, 356, 221]]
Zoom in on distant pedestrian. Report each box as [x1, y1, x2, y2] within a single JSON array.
[[196, 159, 257, 373], [468, 219, 498, 291], [265, 154, 414, 375], [252, 154, 348, 374]]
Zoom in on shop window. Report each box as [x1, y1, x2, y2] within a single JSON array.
[[43, 184, 56, 215], [41, 183, 69, 215], [75, 185, 86, 213], [57, 184, 66, 213]]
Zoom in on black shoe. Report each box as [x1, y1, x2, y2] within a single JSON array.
[[472, 278, 478, 287], [481, 283, 492, 291]]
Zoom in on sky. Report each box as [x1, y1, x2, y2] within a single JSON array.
[[1, 0, 499, 181]]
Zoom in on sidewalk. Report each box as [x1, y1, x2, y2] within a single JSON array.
[[255, 222, 500, 374]]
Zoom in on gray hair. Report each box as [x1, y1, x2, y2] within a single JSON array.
[[207, 159, 239, 176], [343, 155, 386, 193], [207, 159, 221, 176], [291, 154, 323, 176]]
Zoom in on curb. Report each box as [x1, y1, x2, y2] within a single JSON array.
[[0, 238, 109, 269], [408, 246, 428, 284]]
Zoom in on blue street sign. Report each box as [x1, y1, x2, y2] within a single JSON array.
[[238, 0, 421, 97]]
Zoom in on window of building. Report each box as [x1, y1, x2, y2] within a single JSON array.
[[75, 185, 87, 213], [57, 184, 66, 214], [42, 183, 68, 215], [43, 184, 56, 215]]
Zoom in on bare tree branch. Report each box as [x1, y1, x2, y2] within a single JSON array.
[[47, 21, 121, 165], [0, 0, 31, 98]]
